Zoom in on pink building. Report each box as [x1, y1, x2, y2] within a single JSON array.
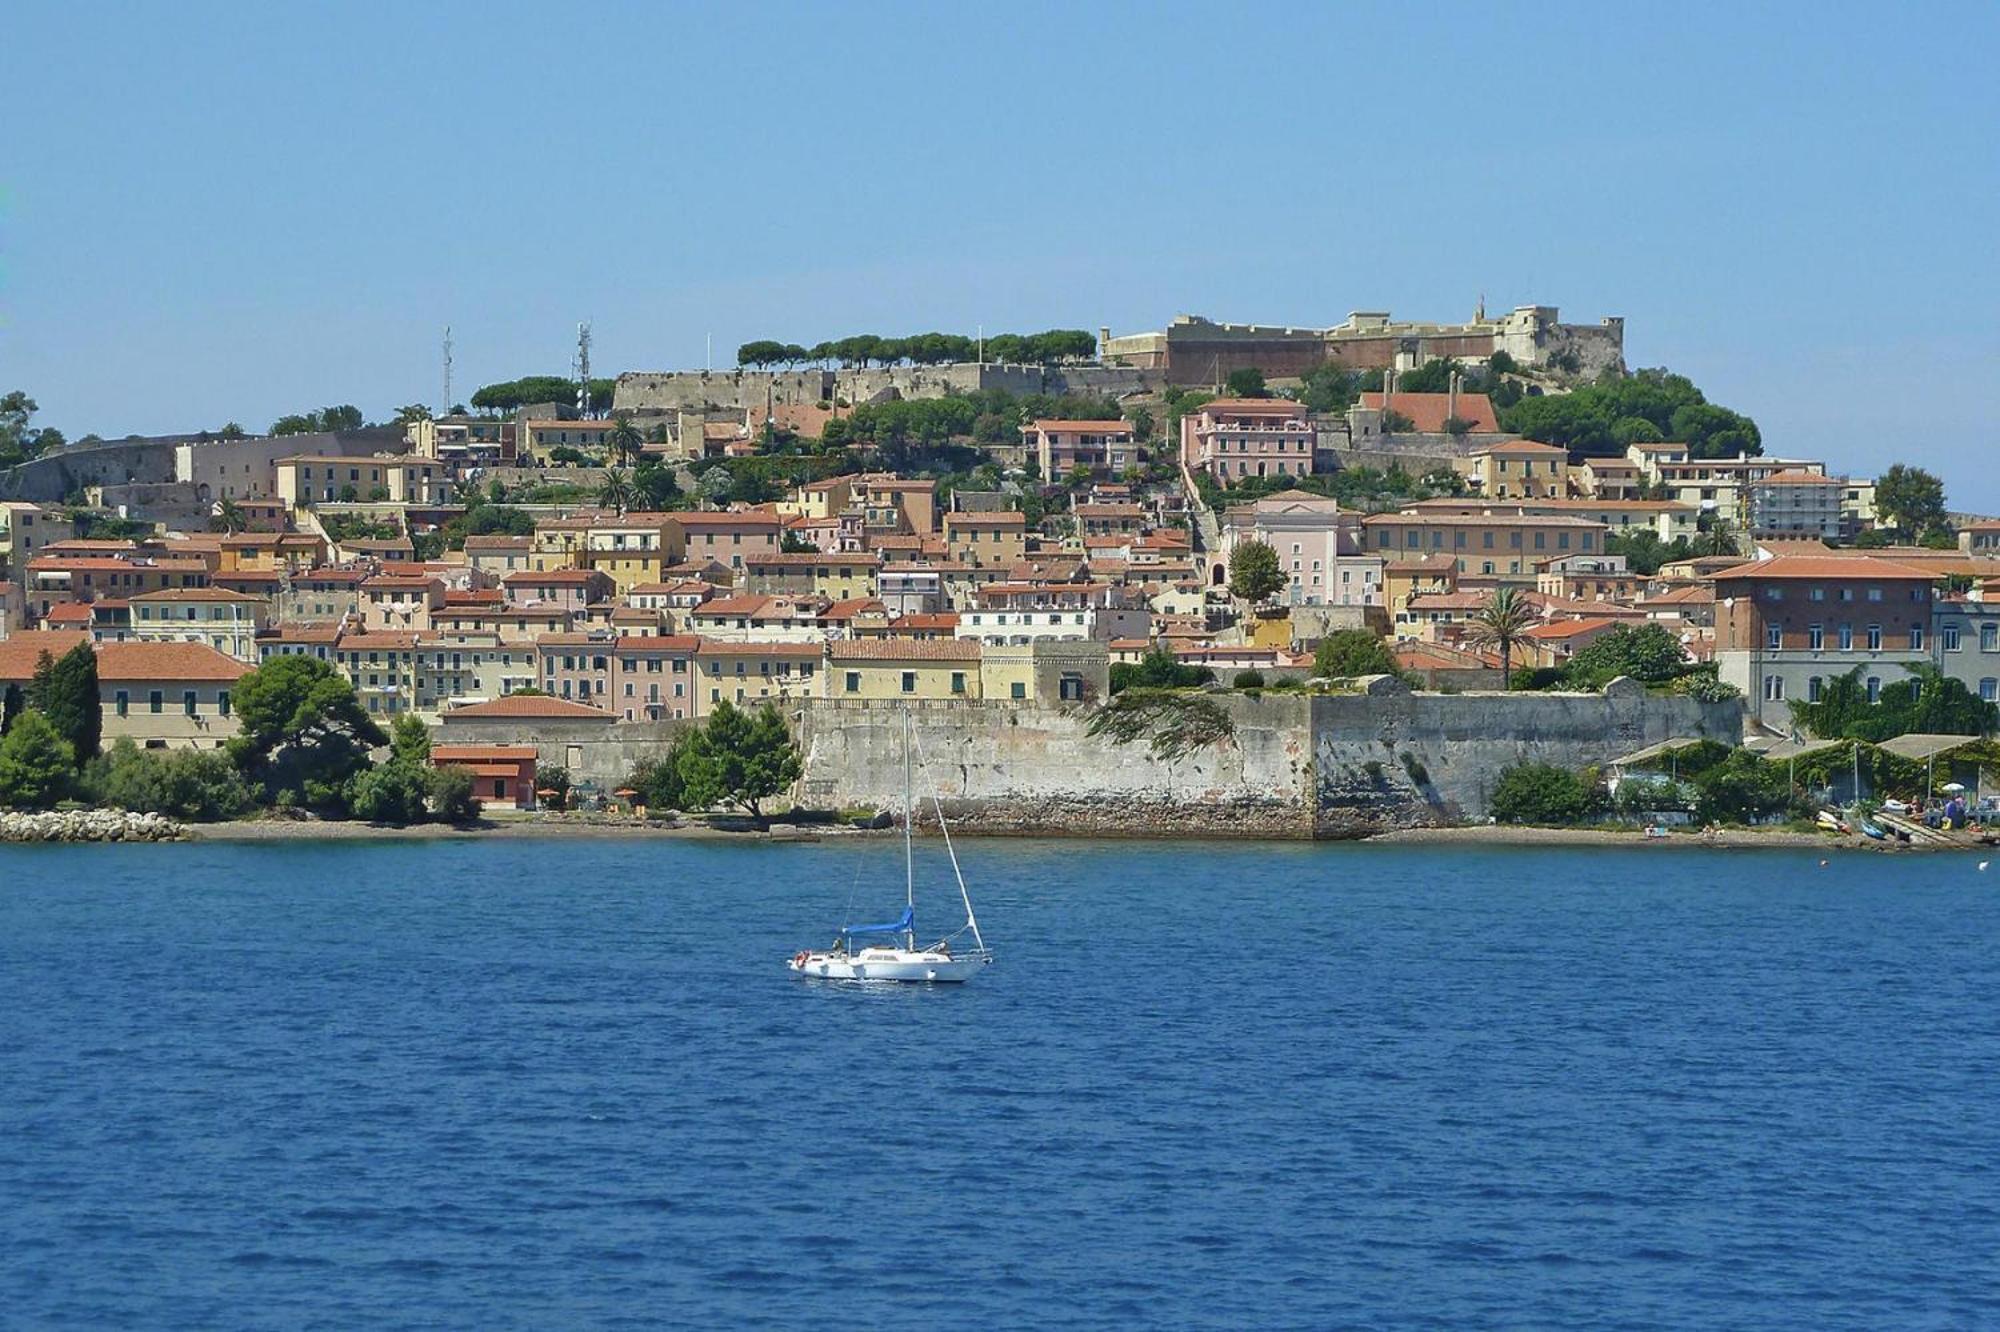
[[1022, 420, 1137, 477], [1179, 399, 1315, 483], [1217, 491, 1378, 606], [501, 568, 615, 611]]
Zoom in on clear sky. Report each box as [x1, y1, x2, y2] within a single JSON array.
[[4, 2, 1996, 506]]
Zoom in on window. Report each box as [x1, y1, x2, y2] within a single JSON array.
[[950, 672, 965, 695], [1809, 676, 1823, 702], [183, 691, 198, 716], [1766, 623, 1783, 650], [1867, 587, 1883, 602], [1944, 624, 1962, 651], [1764, 587, 1784, 601], [1810, 587, 1826, 602], [1763, 674, 1784, 701], [1866, 625, 1882, 651], [1910, 625, 1925, 651], [115, 690, 129, 717], [1866, 676, 1881, 703], [1983, 679, 1998, 703], [149, 690, 163, 714], [1010, 681, 1026, 700], [1985, 624, 1999, 652], [1838, 624, 1853, 650], [1808, 625, 1823, 651], [845, 671, 860, 694], [901, 671, 916, 694]]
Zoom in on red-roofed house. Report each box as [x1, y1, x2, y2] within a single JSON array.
[[1179, 399, 1314, 483], [430, 745, 538, 811], [1021, 420, 1137, 477]]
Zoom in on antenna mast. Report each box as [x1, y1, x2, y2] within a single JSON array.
[[574, 321, 593, 417], [441, 325, 453, 415]]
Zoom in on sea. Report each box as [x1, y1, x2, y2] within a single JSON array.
[[2, 835, 1997, 1329]]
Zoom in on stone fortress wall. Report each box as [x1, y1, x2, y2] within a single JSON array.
[[793, 680, 1740, 840]]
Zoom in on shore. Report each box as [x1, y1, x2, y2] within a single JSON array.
[[165, 816, 1985, 852]]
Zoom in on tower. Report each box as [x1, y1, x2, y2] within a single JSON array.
[[573, 321, 593, 417]]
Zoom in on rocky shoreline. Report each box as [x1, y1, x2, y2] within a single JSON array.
[[0, 809, 189, 843]]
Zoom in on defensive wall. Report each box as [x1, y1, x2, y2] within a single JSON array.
[[793, 681, 1742, 839], [2, 437, 180, 502], [613, 363, 1160, 415], [430, 715, 689, 791]]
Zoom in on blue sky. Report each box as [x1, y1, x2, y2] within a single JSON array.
[[4, 2, 1996, 506]]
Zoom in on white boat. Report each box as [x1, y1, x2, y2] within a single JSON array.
[[788, 711, 992, 983]]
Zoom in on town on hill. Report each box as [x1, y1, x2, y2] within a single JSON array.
[[0, 308, 1993, 839]]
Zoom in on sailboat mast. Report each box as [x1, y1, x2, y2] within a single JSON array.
[[904, 707, 915, 950], [908, 719, 986, 956]]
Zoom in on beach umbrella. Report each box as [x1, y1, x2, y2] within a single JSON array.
[[1942, 782, 1968, 793], [614, 787, 638, 797]]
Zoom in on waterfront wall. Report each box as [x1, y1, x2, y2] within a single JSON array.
[[794, 680, 1743, 839], [431, 717, 690, 791]]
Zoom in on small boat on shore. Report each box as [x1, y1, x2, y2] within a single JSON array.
[[787, 710, 992, 984]]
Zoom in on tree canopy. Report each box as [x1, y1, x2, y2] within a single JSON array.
[[1561, 623, 1689, 689], [0, 390, 66, 468], [0, 710, 73, 808], [31, 642, 101, 761], [1499, 367, 1760, 459], [227, 655, 387, 807], [1227, 540, 1286, 602], [674, 701, 802, 819], [469, 376, 614, 413], [1490, 761, 1596, 824], [1873, 464, 1949, 539], [271, 405, 365, 436], [1312, 630, 1400, 679]]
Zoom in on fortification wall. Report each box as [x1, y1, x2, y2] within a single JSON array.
[[613, 364, 1159, 415], [793, 683, 1744, 839], [430, 717, 689, 790], [2, 439, 178, 502]]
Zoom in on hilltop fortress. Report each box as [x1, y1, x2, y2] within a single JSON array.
[[1102, 306, 1626, 384], [612, 305, 1624, 416]]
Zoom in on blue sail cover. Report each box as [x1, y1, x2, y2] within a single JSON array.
[[840, 906, 914, 938]]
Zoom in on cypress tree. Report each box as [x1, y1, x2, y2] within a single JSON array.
[[38, 643, 101, 761], [1, 682, 21, 734]]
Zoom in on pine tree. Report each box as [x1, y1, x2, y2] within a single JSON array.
[[37, 643, 101, 761]]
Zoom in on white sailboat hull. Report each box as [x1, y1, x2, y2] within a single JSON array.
[[788, 948, 992, 983]]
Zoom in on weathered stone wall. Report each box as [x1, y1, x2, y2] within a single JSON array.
[[1308, 677, 1739, 836], [793, 682, 1743, 839], [613, 364, 1160, 415], [794, 696, 1316, 838], [2, 438, 179, 501], [429, 717, 690, 791]]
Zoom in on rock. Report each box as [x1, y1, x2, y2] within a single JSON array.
[[0, 808, 189, 843]]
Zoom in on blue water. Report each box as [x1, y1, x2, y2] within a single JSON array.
[[3, 837, 1999, 1328]]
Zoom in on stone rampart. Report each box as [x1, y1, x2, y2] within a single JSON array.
[[2, 438, 179, 502], [793, 682, 1743, 839], [613, 364, 1160, 415]]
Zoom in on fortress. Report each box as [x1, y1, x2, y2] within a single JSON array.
[[1101, 306, 1626, 384]]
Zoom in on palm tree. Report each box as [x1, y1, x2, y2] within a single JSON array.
[[605, 414, 643, 469], [212, 497, 246, 534], [597, 468, 634, 516], [1466, 586, 1539, 688], [1693, 519, 1739, 559]]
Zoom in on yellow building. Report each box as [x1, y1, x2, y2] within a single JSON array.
[[943, 512, 1027, 568], [826, 639, 982, 700], [1362, 512, 1606, 579], [976, 640, 1107, 705], [1454, 440, 1571, 499], [689, 640, 822, 713], [276, 454, 454, 506]]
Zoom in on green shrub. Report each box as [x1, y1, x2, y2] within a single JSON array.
[[1232, 670, 1266, 690], [88, 739, 252, 821], [1490, 762, 1595, 824]]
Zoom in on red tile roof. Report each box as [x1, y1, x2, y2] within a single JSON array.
[[443, 695, 616, 720], [0, 631, 93, 680], [1711, 555, 1938, 581], [95, 641, 250, 682], [1360, 391, 1501, 433]]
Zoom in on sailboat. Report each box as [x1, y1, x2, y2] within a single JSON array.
[[787, 710, 993, 983]]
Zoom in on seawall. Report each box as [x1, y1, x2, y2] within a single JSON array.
[[794, 679, 1742, 839]]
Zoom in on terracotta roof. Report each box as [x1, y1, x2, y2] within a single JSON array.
[[1758, 469, 1843, 485], [431, 745, 537, 762], [503, 569, 605, 585], [443, 694, 616, 720], [0, 632, 94, 680], [890, 612, 959, 630], [1360, 391, 1501, 433], [828, 639, 979, 662], [1025, 419, 1136, 433], [128, 587, 269, 603], [947, 512, 1027, 528], [614, 634, 700, 653], [693, 638, 821, 658], [41, 603, 94, 625], [671, 511, 783, 528], [336, 632, 422, 650], [464, 536, 534, 551], [1191, 399, 1306, 416], [1520, 617, 1622, 641], [1471, 440, 1567, 457], [1711, 555, 1938, 581], [95, 641, 250, 682]]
